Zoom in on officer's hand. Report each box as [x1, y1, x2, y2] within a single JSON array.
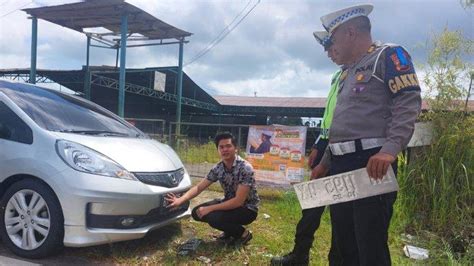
[[308, 148, 318, 168], [311, 164, 328, 180], [366, 152, 396, 180]]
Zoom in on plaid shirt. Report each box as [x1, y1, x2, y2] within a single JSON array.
[[206, 155, 260, 212]]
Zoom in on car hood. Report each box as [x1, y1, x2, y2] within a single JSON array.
[[52, 133, 183, 172]]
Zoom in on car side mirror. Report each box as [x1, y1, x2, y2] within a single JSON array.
[[0, 123, 11, 139]]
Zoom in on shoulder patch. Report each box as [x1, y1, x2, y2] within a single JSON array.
[[390, 47, 411, 72], [384, 46, 420, 96], [388, 74, 419, 94]]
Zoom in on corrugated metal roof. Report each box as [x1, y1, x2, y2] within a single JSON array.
[[214, 95, 474, 111], [214, 95, 328, 108], [23, 0, 191, 41]]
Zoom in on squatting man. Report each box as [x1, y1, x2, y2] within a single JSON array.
[[166, 132, 260, 246]]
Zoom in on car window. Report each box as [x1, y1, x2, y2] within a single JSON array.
[[0, 83, 145, 138], [0, 101, 33, 144]]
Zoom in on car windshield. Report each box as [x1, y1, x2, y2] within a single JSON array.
[[0, 82, 146, 138]]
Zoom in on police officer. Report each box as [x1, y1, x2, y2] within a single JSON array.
[[271, 31, 343, 266], [312, 4, 422, 265]]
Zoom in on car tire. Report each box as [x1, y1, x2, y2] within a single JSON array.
[[0, 178, 64, 258]]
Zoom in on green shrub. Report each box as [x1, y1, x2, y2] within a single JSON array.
[[396, 29, 473, 261]]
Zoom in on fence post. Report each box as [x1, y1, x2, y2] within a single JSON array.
[[238, 127, 242, 150], [162, 120, 166, 140], [169, 123, 173, 147]]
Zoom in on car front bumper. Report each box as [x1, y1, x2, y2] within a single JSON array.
[[64, 209, 191, 247], [48, 168, 192, 247]]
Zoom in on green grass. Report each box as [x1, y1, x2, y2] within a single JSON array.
[[176, 141, 221, 164], [394, 114, 473, 264], [63, 181, 472, 265], [167, 131, 473, 265], [66, 188, 322, 265], [175, 140, 249, 164]]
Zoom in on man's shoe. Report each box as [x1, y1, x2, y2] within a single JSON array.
[[213, 232, 232, 242], [229, 230, 253, 246], [270, 252, 309, 266]]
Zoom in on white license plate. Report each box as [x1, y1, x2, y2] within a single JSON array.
[[294, 166, 399, 209]]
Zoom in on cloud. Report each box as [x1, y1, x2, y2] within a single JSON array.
[[209, 58, 337, 97], [0, 0, 471, 97]]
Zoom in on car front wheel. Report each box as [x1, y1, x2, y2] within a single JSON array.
[[0, 179, 64, 258]]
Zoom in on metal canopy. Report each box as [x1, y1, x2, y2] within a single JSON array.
[[22, 0, 192, 138], [22, 0, 192, 42], [0, 67, 220, 118]]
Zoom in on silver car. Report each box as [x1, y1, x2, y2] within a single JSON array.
[[0, 80, 192, 258]]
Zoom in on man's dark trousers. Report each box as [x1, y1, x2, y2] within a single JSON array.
[[191, 199, 257, 238], [293, 206, 341, 265], [292, 138, 342, 265], [328, 142, 397, 266]]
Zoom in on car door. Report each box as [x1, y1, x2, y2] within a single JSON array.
[[0, 95, 34, 182]]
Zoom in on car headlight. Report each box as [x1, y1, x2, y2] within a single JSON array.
[[56, 140, 136, 180]]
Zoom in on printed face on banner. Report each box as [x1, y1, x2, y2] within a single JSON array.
[[246, 125, 307, 184]]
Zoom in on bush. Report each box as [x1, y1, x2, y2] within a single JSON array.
[[396, 29, 473, 260]]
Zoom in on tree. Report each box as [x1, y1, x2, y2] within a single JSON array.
[[423, 28, 472, 112], [460, 0, 473, 9]]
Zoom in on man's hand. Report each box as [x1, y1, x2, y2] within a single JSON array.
[[196, 206, 212, 218], [311, 164, 328, 180], [366, 152, 396, 179], [308, 148, 318, 168], [164, 192, 185, 208]]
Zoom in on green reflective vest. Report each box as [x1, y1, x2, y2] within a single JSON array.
[[320, 69, 342, 140]]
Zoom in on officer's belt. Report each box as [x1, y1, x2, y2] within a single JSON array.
[[329, 138, 385, 156]]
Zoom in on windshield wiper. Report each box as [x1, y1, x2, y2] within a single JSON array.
[[53, 129, 129, 137]]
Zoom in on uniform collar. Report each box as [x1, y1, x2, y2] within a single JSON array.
[[347, 42, 381, 68]]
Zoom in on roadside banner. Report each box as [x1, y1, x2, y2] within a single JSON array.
[[294, 166, 399, 209], [246, 125, 307, 184]]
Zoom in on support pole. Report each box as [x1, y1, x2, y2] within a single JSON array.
[[84, 35, 91, 99], [115, 46, 119, 68], [29, 17, 37, 84], [168, 122, 173, 146], [175, 38, 184, 137], [118, 14, 128, 117]]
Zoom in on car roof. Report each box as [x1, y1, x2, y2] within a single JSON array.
[[0, 80, 68, 97]]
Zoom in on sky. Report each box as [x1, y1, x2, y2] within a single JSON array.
[[0, 0, 472, 98]]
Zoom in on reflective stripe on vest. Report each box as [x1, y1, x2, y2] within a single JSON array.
[[320, 70, 342, 140]]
